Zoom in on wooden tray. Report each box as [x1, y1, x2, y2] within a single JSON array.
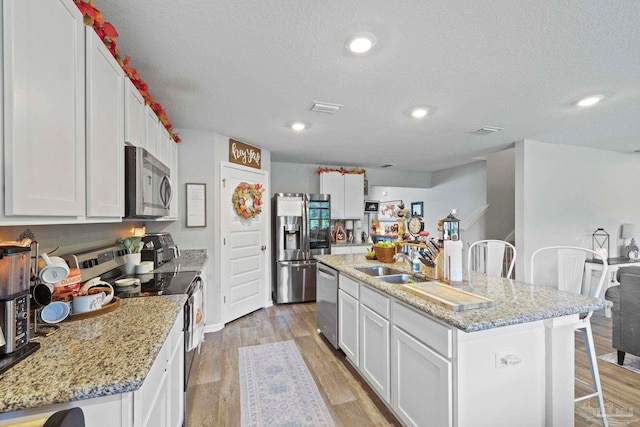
[[67, 297, 121, 321], [401, 283, 494, 311]]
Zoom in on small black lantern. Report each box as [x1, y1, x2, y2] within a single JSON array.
[[592, 228, 609, 260], [440, 210, 460, 242]]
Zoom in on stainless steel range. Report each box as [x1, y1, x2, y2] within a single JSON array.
[[63, 243, 204, 427]]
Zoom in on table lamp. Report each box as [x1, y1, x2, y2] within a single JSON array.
[[621, 223, 640, 259]]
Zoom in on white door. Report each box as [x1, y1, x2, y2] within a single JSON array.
[[221, 162, 269, 324]]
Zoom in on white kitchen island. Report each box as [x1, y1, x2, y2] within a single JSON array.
[[316, 254, 610, 427]]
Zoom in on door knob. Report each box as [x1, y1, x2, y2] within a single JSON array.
[[261, 245, 267, 251]]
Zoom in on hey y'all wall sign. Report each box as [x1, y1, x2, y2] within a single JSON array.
[[229, 139, 261, 169]]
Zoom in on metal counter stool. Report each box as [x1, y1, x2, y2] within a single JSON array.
[[530, 246, 608, 427], [467, 239, 516, 278]]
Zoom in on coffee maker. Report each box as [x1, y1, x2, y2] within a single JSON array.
[[0, 246, 33, 355], [0, 246, 33, 354]]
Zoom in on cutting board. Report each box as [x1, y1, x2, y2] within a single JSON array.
[[401, 282, 495, 311]]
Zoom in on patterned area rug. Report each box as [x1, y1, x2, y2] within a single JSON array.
[[239, 340, 336, 427], [598, 352, 640, 374]]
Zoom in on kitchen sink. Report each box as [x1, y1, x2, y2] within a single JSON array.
[[376, 274, 421, 284], [354, 266, 405, 277]]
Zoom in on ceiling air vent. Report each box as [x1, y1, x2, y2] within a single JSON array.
[[311, 102, 343, 114], [471, 126, 503, 135]]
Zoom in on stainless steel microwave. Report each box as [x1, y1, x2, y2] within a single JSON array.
[[125, 146, 172, 218]]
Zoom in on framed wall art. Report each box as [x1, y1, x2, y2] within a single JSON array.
[[186, 183, 207, 227], [379, 200, 403, 221], [411, 201, 424, 218]]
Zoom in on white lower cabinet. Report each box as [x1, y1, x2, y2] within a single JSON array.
[[167, 325, 185, 427], [330, 268, 546, 427], [359, 288, 390, 402], [0, 316, 184, 427], [135, 315, 183, 427], [338, 289, 358, 365], [391, 326, 452, 427]]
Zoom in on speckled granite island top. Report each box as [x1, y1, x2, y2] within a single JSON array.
[[0, 295, 187, 414], [316, 254, 611, 333], [152, 249, 207, 273]]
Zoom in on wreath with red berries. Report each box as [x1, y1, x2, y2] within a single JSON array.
[[232, 182, 264, 219]]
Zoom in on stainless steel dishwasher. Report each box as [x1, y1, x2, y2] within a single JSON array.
[[316, 264, 338, 348]]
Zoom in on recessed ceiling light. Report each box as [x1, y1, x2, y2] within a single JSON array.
[[291, 122, 306, 131], [411, 108, 429, 119], [576, 95, 603, 107], [346, 32, 376, 54]]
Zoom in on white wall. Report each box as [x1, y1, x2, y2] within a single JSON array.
[[486, 148, 515, 241], [147, 129, 271, 330], [270, 161, 432, 195], [515, 140, 640, 283], [146, 129, 218, 327]]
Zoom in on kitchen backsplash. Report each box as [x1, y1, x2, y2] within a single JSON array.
[[0, 222, 145, 255]]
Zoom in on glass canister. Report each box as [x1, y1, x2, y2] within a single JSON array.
[[0, 246, 32, 300]]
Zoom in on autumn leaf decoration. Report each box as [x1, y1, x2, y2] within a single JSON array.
[[232, 182, 265, 219], [73, 0, 181, 143], [317, 166, 367, 176]]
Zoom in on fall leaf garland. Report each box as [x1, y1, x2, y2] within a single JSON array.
[[73, 0, 181, 143], [232, 182, 265, 219], [317, 166, 367, 176]]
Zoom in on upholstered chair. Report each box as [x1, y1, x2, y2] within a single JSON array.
[[607, 266, 640, 365]]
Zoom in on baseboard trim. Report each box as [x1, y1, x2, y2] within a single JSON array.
[[204, 322, 223, 333]]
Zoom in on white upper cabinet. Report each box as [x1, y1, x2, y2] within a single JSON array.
[[144, 105, 159, 157], [85, 28, 124, 218], [344, 173, 364, 219], [319, 171, 364, 219], [124, 78, 145, 148], [320, 171, 344, 218], [3, 0, 85, 216]]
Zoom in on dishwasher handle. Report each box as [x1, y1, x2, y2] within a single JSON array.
[[318, 265, 337, 279]]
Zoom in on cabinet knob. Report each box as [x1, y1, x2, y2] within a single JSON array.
[[261, 245, 267, 251]]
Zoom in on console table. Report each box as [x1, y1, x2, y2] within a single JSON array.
[[584, 256, 640, 317]]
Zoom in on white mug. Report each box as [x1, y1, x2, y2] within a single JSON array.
[[39, 253, 70, 284], [72, 292, 107, 314], [80, 278, 114, 305]]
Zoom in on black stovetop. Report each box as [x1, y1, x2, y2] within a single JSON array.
[[108, 270, 199, 298]]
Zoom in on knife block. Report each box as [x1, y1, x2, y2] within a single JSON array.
[[421, 251, 445, 281]]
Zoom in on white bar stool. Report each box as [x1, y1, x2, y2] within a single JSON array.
[[531, 246, 609, 427]]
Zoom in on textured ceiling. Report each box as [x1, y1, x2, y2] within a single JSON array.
[[97, 0, 640, 171]]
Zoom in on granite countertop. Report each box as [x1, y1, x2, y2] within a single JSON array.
[[316, 254, 611, 333], [152, 249, 207, 273], [0, 295, 187, 414]]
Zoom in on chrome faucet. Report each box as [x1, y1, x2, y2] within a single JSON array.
[[393, 252, 411, 266]]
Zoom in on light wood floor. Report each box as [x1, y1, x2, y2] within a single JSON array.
[[187, 305, 640, 426]]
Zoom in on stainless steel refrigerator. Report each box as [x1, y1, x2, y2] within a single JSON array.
[[272, 193, 331, 303]]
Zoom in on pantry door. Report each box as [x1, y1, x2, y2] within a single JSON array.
[[221, 162, 270, 324]]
